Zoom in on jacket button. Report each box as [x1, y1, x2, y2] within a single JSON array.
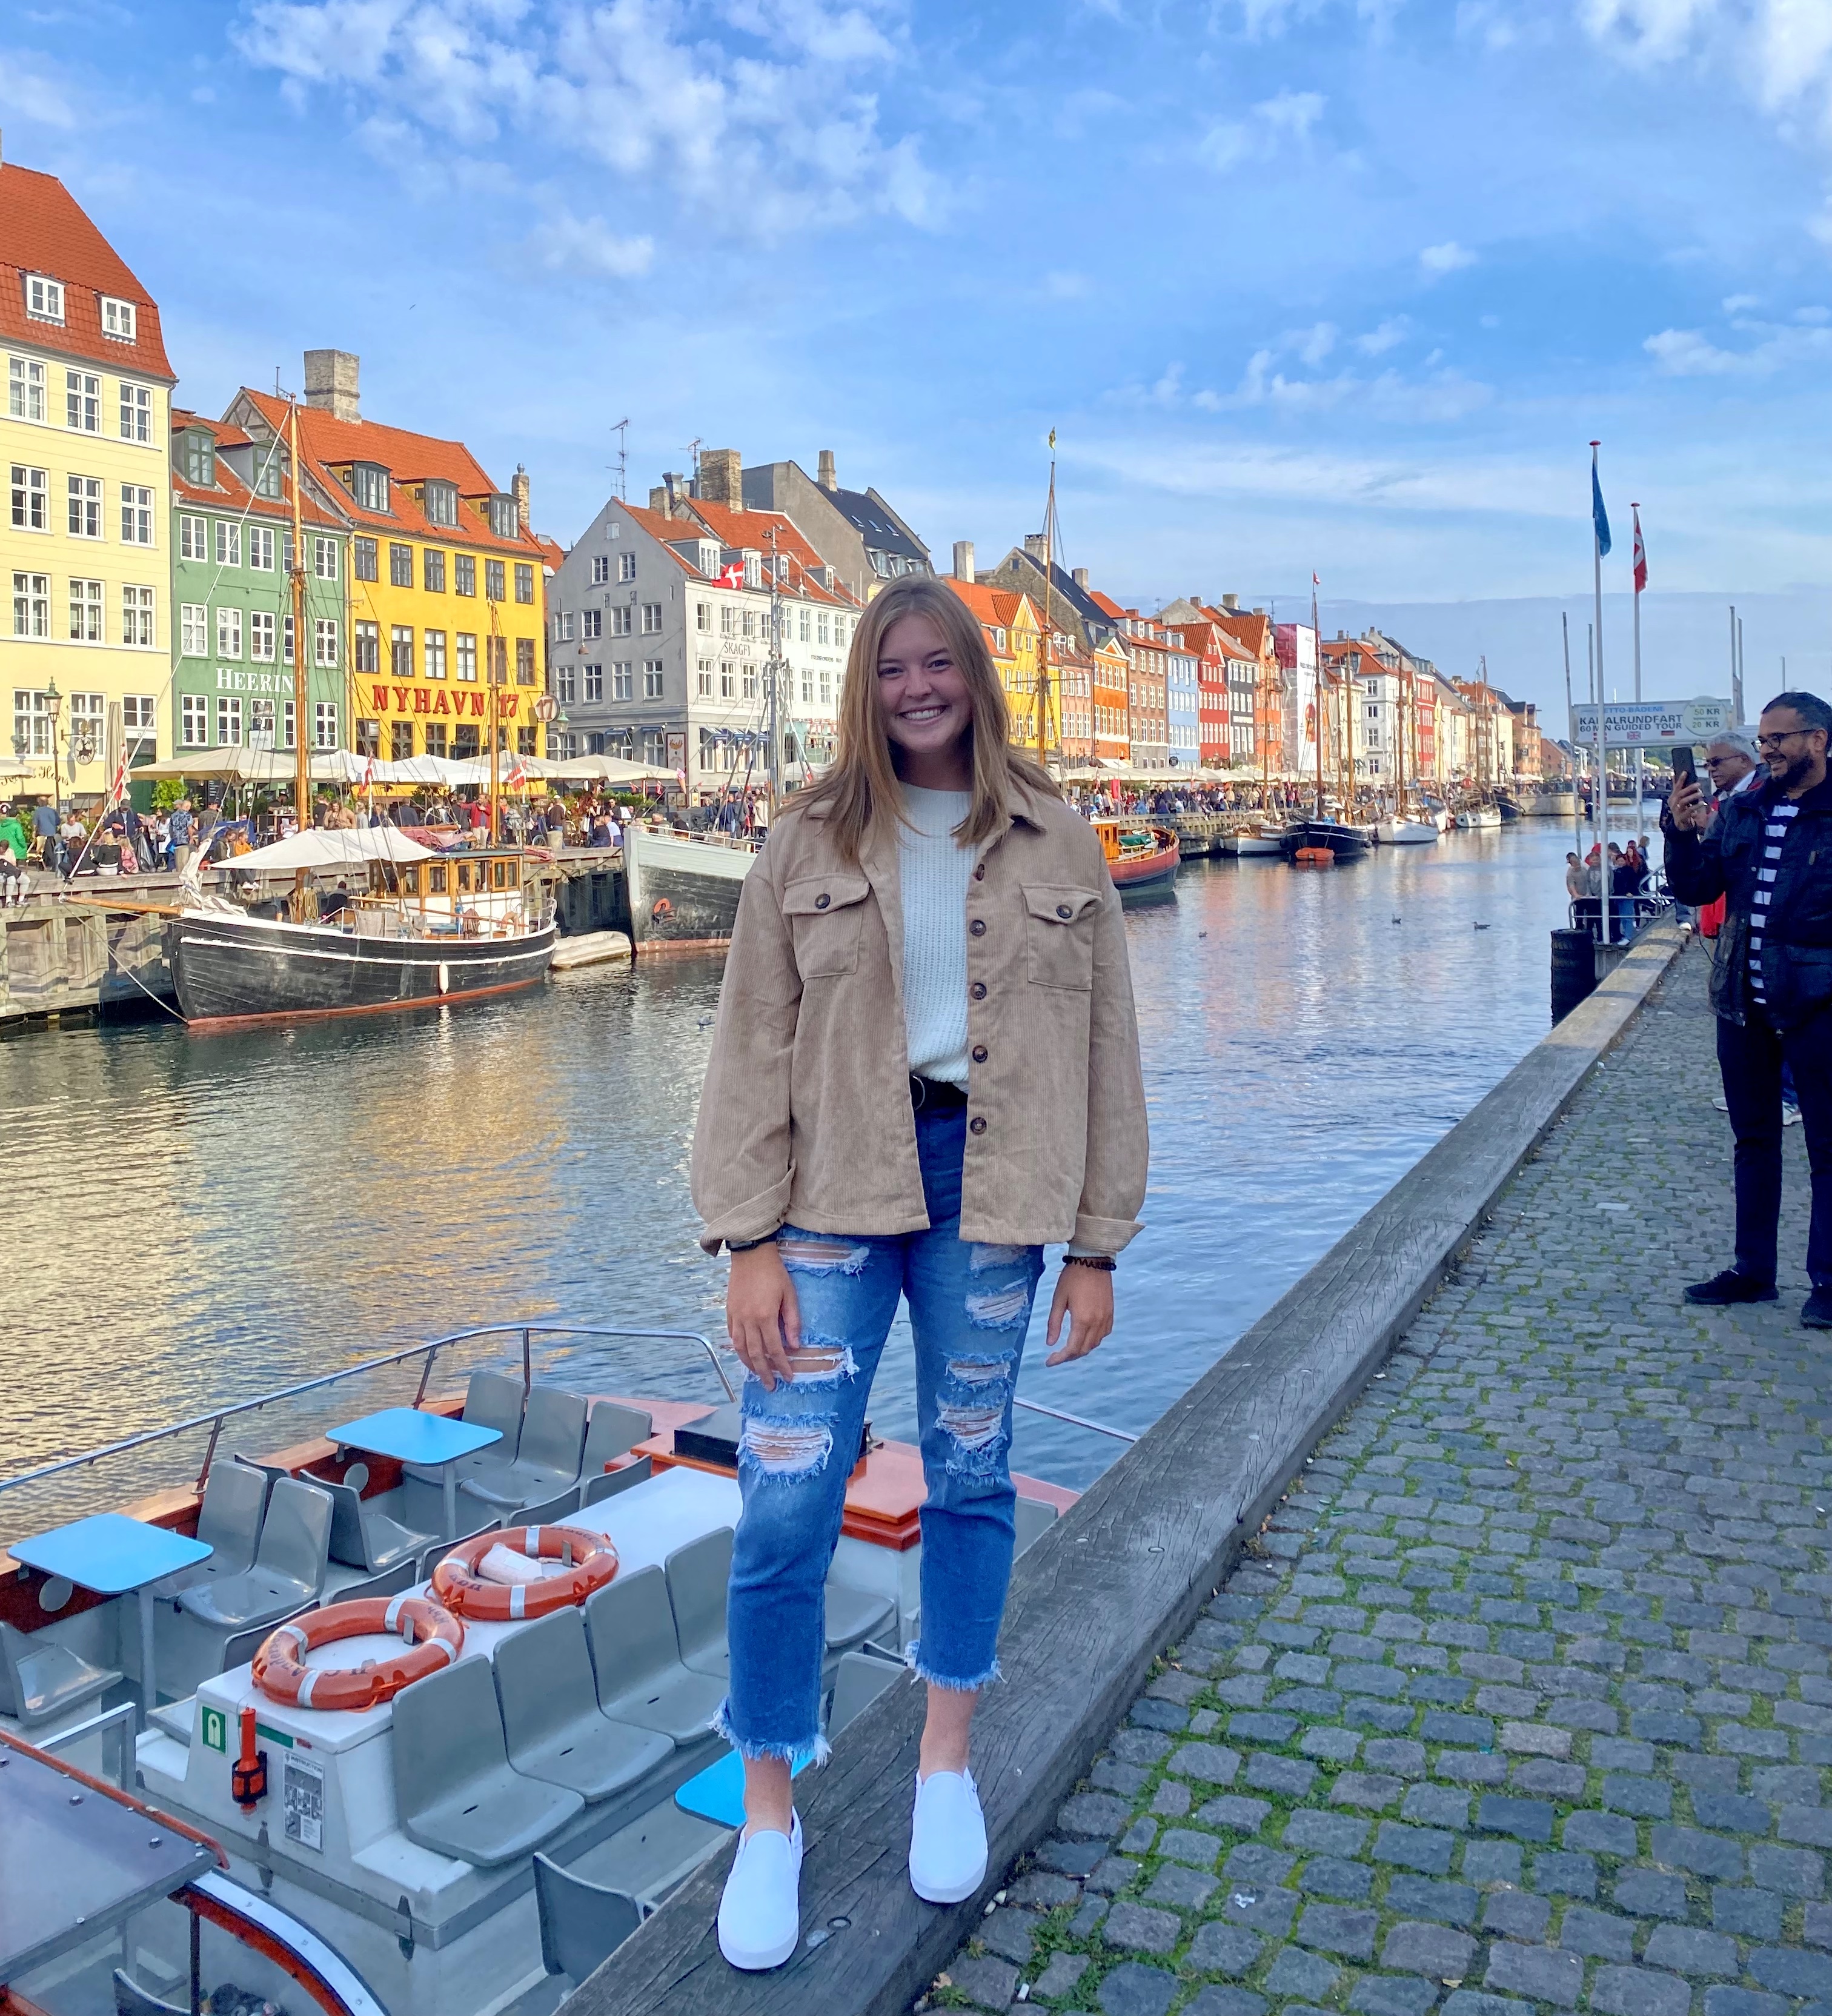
[[1055, 903, 1072, 919], [814, 893, 831, 910], [970, 981, 986, 1000], [969, 1116, 987, 1135], [969, 918, 986, 937], [971, 1044, 987, 1063], [974, 863, 986, 880]]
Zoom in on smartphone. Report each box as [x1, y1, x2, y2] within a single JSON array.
[[1670, 745, 1696, 788]]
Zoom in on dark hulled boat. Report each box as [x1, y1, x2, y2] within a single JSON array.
[[622, 823, 760, 947], [1279, 818, 1373, 862]]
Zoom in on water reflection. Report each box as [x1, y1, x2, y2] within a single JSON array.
[[1, 824, 1577, 1529]]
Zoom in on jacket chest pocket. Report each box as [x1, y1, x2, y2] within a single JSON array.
[[783, 872, 871, 979], [1022, 883, 1101, 991]]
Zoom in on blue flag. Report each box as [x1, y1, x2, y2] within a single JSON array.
[[1591, 457, 1611, 557]]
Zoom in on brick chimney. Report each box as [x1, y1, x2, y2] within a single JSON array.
[[512, 464, 529, 537], [1072, 567, 1089, 590], [817, 449, 837, 492], [1221, 592, 1238, 611], [699, 448, 742, 510], [952, 540, 975, 581], [648, 485, 668, 513], [1023, 534, 1048, 561], [304, 349, 360, 421]]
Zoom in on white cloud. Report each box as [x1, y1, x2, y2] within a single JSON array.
[[1198, 86, 1327, 171], [0, 45, 79, 127], [1419, 239, 1478, 276], [1722, 291, 1762, 311], [1355, 316, 1410, 354], [1645, 317, 1832, 373], [233, 0, 939, 238], [1199, 321, 1491, 420], [528, 211, 655, 278], [1258, 88, 1326, 139]]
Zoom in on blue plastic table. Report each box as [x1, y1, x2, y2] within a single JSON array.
[[10, 1513, 212, 1726], [326, 1407, 503, 1539]]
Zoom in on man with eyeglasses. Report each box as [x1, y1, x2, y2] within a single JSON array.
[[1665, 691, 1832, 1328]]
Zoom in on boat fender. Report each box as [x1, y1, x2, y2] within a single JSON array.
[[251, 1594, 465, 1713], [432, 1524, 619, 1622]]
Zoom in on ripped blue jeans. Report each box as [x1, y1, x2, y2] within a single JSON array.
[[717, 1101, 1043, 1763]]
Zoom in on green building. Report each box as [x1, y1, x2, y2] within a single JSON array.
[[168, 410, 348, 767]]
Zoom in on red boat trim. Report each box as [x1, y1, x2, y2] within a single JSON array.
[[184, 974, 546, 1034]]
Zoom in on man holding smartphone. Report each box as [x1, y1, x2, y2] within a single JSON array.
[[1664, 692, 1832, 1327]]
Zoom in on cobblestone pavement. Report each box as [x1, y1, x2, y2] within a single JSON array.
[[929, 944, 1831, 2016]]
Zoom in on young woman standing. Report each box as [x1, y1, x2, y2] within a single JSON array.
[[691, 575, 1149, 1970]]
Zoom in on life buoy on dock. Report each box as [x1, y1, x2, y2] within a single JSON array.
[[431, 1525, 619, 1621], [251, 1594, 465, 1712]]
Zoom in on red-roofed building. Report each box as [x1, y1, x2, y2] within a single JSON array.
[[2, 161, 177, 799]]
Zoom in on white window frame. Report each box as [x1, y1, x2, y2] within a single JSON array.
[[611, 606, 632, 637], [179, 515, 207, 561], [700, 662, 715, 697], [591, 555, 610, 584], [181, 603, 208, 657], [555, 664, 576, 705], [643, 660, 665, 699], [248, 525, 275, 571], [119, 381, 151, 443], [122, 584, 155, 647], [215, 520, 242, 567], [10, 464, 47, 533], [425, 629, 447, 680], [121, 484, 154, 546], [102, 297, 138, 342], [313, 701, 339, 750], [8, 356, 45, 421], [216, 605, 242, 660], [315, 619, 339, 668], [612, 662, 632, 700], [216, 695, 243, 747], [456, 633, 477, 682], [13, 571, 50, 638], [67, 473, 101, 539], [250, 611, 276, 663], [68, 577, 103, 642], [619, 551, 637, 582], [583, 662, 603, 702], [181, 693, 209, 747], [66, 369, 99, 432], [557, 611, 574, 642], [641, 602, 662, 634], [313, 536, 339, 581], [25, 275, 64, 323], [582, 610, 602, 639]]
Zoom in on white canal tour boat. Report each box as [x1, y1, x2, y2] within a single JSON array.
[[0, 1325, 1083, 2016]]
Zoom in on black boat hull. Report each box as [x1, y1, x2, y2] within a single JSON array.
[[623, 827, 755, 946], [170, 914, 556, 1028], [1280, 820, 1373, 862]]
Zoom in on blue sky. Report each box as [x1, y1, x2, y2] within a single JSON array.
[[5, 0, 1831, 712]]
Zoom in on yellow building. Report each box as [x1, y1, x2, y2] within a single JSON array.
[[940, 579, 1060, 748], [2, 161, 176, 804], [230, 353, 546, 768]]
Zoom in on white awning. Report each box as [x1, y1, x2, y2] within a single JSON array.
[[228, 828, 434, 873]]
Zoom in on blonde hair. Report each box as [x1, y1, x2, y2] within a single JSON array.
[[803, 576, 1058, 865]]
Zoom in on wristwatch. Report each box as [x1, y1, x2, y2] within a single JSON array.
[[726, 1236, 771, 1254]]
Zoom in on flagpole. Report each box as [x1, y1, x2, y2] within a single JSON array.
[[1563, 611, 1581, 868], [1591, 442, 1610, 946], [1631, 504, 1644, 863]]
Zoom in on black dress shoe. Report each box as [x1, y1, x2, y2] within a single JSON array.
[[1684, 1269, 1779, 1305], [1804, 1289, 1832, 1330]]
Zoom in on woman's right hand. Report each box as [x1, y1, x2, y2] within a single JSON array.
[[727, 1244, 800, 1391]]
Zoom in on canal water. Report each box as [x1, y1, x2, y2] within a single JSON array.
[[2, 823, 1587, 1535]]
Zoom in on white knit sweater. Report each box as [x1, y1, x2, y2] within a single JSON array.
[[897, 785, 974, 1085]]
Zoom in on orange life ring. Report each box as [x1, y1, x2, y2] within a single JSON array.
[[431, 1524, 619, 1621], [251, 1594, 465, 1712]]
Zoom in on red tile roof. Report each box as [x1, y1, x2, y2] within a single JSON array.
[[0, 164, 174, 381], [677, 498, 861, 608], [239, 388, 542, 558], [169, 408, 342, 528]]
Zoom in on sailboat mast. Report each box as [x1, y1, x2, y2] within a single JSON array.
[[488, 601, 501, 845], [1038, 432, 1057, 769], [288, 401, 310, 836], [1311, 577, 1323, 819]]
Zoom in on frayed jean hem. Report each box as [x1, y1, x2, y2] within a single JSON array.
[[907, 1646, 1001, 1694], [712, 1698, 832, 1768]]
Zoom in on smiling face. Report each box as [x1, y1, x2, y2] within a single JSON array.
[[1758, 705, 1830, 794], [876, 612, 974, 783]]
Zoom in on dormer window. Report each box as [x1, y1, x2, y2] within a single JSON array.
[[24, 274, 64, 323], [181, 429, 215, 488], [487, 493, 518, 539], [743, 552, 762, 590], [347, 462, 389, 513], [423, 479, 459, 528], [697, 541, 720, 576], [253, 439, 284, 501], [101, 297, 137, 342]]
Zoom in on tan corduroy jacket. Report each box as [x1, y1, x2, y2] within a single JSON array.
[[691, 780, 1148, 1257]]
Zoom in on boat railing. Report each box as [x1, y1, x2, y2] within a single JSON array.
[[28, 1698, 138, 1789], [0, 1323, 734, 1520]]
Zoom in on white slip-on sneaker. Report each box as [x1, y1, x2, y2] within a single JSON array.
[[717, 1812, 803, 1971], [909, 1768, 987, 1905]]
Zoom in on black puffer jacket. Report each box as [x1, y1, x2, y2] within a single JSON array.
[[1664, 774, 1832, 1030]]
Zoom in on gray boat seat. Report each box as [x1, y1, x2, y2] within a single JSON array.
[[392, 1655, 583, 1866], [581, 1402, 653, 1479], [178, 1477, 333, 1631], [0, 1620, 122, 1728], [585, 1566, 725, 1745], [582, 1455, 652, 1508], [166, 1460, 270, 1597], [419, 1515, 502, 1585], [112, 1969, 187, 2016], [1015, 1495, 1060, 1555], [459, 1386, 588, 1512], [496, 1608, 672, 1801], [220, 1601, 317, 1676], [824, 1577, 896, 1653], [321, 1475, 436, 1574], [665, 1527, 733, 1680], [828, 1648, 904, 1738], [333, 1559, 419, 1605], [148, 1696, 196, 1746], [404, 1371, 524, 1486], [534, 1852, 642, 1982], [518, 1483, 583, 1526]]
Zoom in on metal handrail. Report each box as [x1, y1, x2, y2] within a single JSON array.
[[0, 1322, 734, 1499], [35, 1700, 138, 1789]]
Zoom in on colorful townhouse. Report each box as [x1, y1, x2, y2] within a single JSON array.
[[1091, 637, 1131, 768], [169, 411, 348, 757], [228, 353, 547, 767], [3, 159, 176, 802], [1089, 594, 1169, 773], [941, 578, 1052, 750]]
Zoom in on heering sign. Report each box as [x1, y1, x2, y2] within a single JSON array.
[[213, 667, 290, 695], [1570, 697, 1736, 748]]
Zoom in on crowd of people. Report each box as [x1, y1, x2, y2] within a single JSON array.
[[1561, 831, 1660, 938]]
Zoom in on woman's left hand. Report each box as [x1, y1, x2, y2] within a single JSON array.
[[1044, 1263, 1115, 1366]]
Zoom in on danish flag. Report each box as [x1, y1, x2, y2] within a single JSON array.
[[1631, 505, 1647, 596], [717, 561, 745, 588]]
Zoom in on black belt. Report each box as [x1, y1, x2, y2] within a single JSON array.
[[909, 1074, 968, 1110]]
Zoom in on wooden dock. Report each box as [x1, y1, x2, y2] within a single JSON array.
[[557, 924, 1688, 2016]]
